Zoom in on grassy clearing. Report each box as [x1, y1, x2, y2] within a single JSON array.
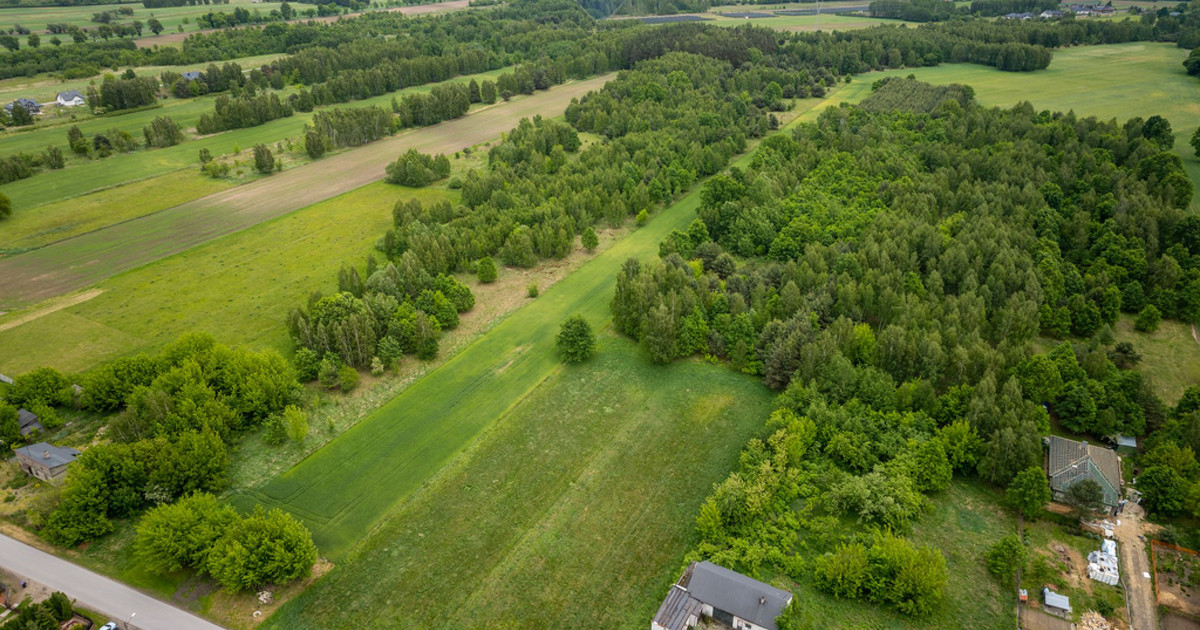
[[259, 333, 775, 630], [0, 0, 315, 49], [0, 66, 512, 214], [1114, 314, 1200, 406], [835, 42, 1200, 208], [775, 481, 1017, 629], [0, 182, 450, 375]]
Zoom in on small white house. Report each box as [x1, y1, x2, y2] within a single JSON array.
[[56, 90, 85, 107], [1043, 587, 1071, 616]]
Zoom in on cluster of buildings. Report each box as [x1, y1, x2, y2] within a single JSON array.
[[3, 90, 87, 121], [1003, 4, 1116, 19]]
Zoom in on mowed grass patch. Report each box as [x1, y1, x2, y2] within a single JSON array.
[[260, 334, 775, 630], [1114, 314, 1200, 405], [837, 42, 1200, 208], [0, 170, 234, 253], [782, 481, 1016, 629], [0, 183, 451, 375]]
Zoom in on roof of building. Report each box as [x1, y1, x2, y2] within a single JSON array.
[[651, 584, 703, 630], [57, 90, 84, 100], [17, 409, 43, 436], [5, 98, 41, 112], [181, 71, 203, 80], [1116, 436, 1138, 448], [14, 443, 80, 469], [1043, 587, 1071, 612], [1047, 435, 1122, 506], [689, 562, 792, 630]]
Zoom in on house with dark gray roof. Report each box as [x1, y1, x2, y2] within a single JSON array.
[[652, 561, 793, 630], [14, 442, 80, 483], [1046, 435, 1122, 506], [17, 409, 43, 437], [5, 98, 42, 115], [181, 71, 204, 81]]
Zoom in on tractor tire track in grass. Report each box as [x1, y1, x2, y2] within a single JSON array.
[[0, 74, 613, 310]]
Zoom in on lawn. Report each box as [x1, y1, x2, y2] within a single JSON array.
[[257, 333, 776, 629], [834, 42, 1200, 209], [0, 182, 452, 375], [1114, 314, 1200, 406]]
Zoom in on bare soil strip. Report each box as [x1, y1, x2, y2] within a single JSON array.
[[0, 75, 613, 310], [0, 289, 103, 333], [134, 0, 471, 47]]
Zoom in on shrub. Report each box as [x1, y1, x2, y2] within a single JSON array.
[[581, 226, 599, 251], [283, 405, 308, 443], [636, 209, 649, 226], [385, 149, 450, 187], [253, 144, 275, 174], [338, 365, 359, 393], [1136, 304, 1162, 332], [476, 256, 497, 283], [527, 282, 539, 298]]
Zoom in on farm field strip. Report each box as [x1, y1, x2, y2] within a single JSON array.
[[258, 335, 776, 629], [132, 0, 472, 47], [0, 65, 513, 213], [237, 93, 836, 558], [0, 73, 614, 310]]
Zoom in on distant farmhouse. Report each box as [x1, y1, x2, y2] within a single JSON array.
[[1045, 435, 1122, 506], [17, 408, 43, 437], [181, 71, 204, 81], [56, 90, 86, 107], [5, 98, 42, 116], [14, 442, 79, 483], [652, 561, 793, 630]]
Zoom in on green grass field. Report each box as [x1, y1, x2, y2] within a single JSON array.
[[0, 183, 452, 375], [1114, 314, 1200, 406], [0, 0, 316, 48], [0, 66, 512, 218], [709, 12, 910, 31], [834, 42, 1200, 208], [258, 333, 776, 629]]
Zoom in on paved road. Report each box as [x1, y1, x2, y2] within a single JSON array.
[[0, 533, 225, 630], [0, 74, 612, 309], [1115, 504, 1158, 630]]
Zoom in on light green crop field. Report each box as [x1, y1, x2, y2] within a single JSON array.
[[0, 183, 452, 375], [1114, 314, 1200, 406], [258, 333, 776, 629], [0, 66, 511, 217], [0, 0, 315, 48], [834, 42, 1200, 208]]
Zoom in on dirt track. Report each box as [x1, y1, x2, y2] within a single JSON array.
[[0, 75, 612, 309], [135, 0, 471, 48], [1116, 504, 1159, 630]]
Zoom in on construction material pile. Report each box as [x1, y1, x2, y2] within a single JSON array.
[[1087, 539, 1119, 585], [1078, 610, 1112, 630]]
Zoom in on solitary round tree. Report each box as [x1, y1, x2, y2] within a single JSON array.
[[477, 256, 497, 283], [581, 226, 599, 252], [556, 315, 596, 363]]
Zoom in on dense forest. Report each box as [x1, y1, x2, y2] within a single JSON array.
[[603, 77, 1194, 617]]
